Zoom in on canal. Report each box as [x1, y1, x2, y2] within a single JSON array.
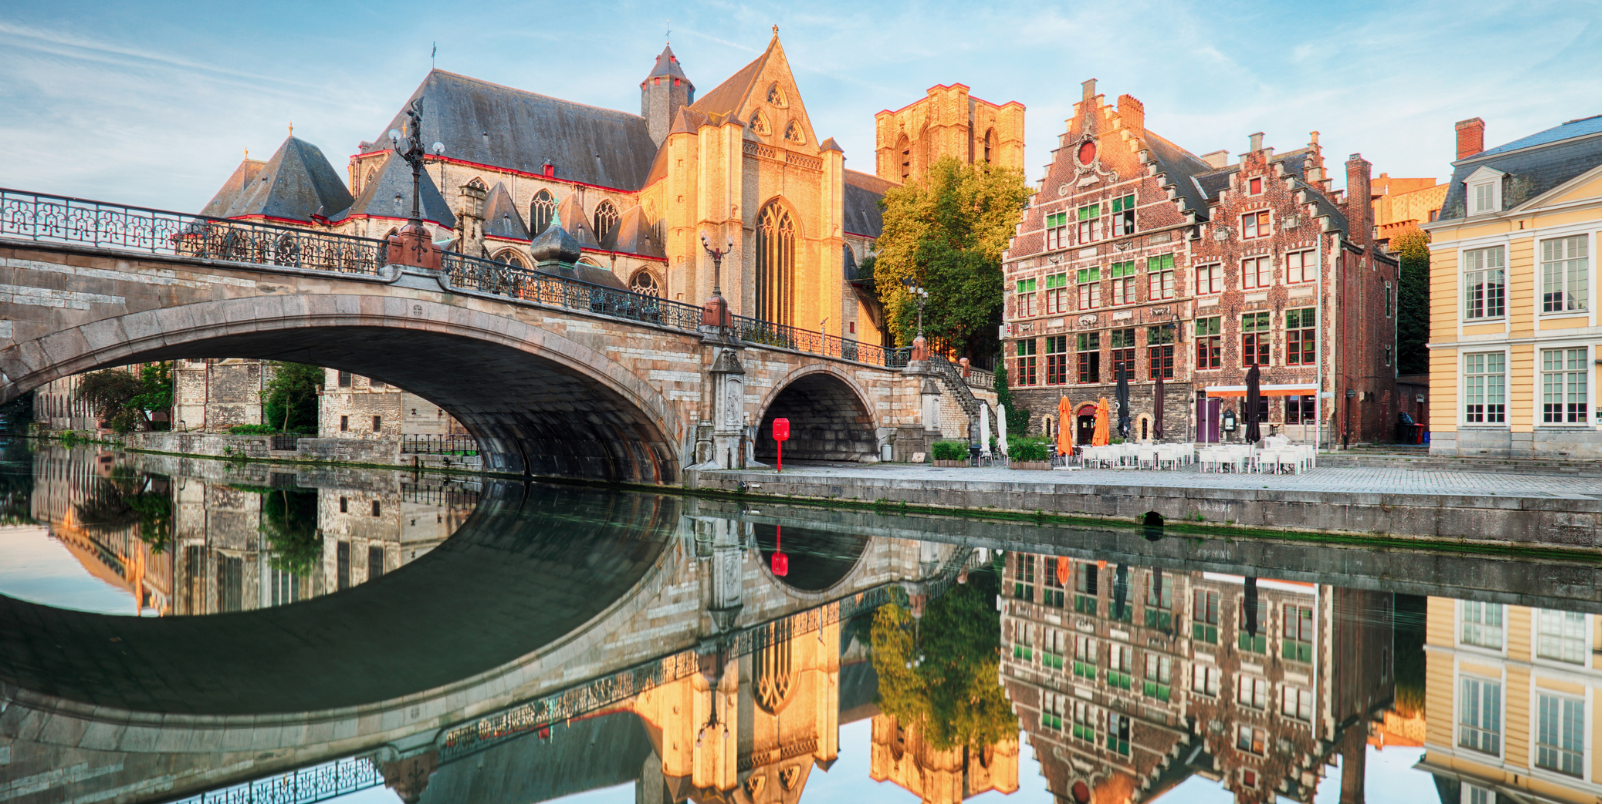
[[0, 440, 1597, 804]]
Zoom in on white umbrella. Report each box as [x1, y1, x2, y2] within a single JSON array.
[[997, 403, 1009, 456], [979, 403, 993, 456]]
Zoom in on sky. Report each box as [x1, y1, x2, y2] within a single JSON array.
[[0, 1, 1598, 213]]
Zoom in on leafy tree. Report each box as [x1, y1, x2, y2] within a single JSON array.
[[74, 364, 172, 433], [870, 567, 1014, 752], [1394, 226, 1430, 376], [0, 390, 33, 434], [128, 363, 173, 430], [260, 488, 321, 575], [873, 157, 1030, 359], [74, 466, 172, 552], [263, 363, 323, 434]]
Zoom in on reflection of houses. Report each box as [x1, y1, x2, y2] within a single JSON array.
[[1415, 598, 1599, 804], [317, 369, 468, 440], [999, 552, 1394, 803], [870, 714, 1019, 803], [316, 481, 470, 589]]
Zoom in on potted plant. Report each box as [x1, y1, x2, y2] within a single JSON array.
[[932, 440, 969, 467], [1007, 436, 1052, 470]]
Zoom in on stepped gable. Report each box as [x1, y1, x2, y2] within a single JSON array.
[[331, 152, 456, 229], [482, 182, 528, 241], [1188, 143, 1348, 234], [844, 170, 894, 238], [1140, 131, 1215, 223], [1437, 115, 1601, 221], [199, 156, 266, 218], [217, 135, 353, 223], [362, 70, 659, 191]]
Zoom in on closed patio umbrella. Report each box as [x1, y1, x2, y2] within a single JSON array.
[[1153, 368, 1165, 440], [1244, 363, 1262, 444], [980, 402, 992, 456], [1056, 395, 1073, 457], [997, 402, 1008, 456], [1115, 364, 1131, 440], [1092, 398, 1110, 446]]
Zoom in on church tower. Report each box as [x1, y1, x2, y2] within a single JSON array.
[[641, 44, 695, 147]]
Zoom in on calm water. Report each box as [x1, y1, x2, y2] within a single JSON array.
[[0, 440, 1597, 804]]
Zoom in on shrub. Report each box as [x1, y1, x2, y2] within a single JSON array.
[[931, 440, 968, 461], [227, 424, 279, 435], [1007, 435, 1051, 462]]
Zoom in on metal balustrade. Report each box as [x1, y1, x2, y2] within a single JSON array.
[[169, 754, 385, 804], [400, 433, 480, 456], [730, 314, 910, 368]]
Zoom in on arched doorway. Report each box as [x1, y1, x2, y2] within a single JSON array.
[[755, 202, 795, 326], [757, 372, 875, 463], [1076, 404, 1097, 445]]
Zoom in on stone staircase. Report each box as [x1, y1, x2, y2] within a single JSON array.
[[1316, 446, 1599, 476]]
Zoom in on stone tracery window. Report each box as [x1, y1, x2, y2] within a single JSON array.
[[784, 120, 804, 145], [983, 128, 995, 163], [530, 189, 555, 234], [592, 200, 619, 246], [629, 270, 659, 295], [766, 82, 788, 107], [753, 620, 794, 713], [749, 110, 772, 136], [493, 250, 526, 269], [756, 202, 796, 326]]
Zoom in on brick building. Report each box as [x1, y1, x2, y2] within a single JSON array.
[[1001, 81, 1400, 446]]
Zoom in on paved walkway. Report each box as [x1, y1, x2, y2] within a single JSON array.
[[735, 462, 1602, 500]]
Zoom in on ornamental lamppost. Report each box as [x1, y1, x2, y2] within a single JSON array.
[[902, 277, 930, 362], [385, 98, 445, 268], [699, 231, 735, 329]]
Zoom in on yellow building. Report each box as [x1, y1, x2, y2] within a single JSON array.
[[1422, 115, 1602, 459], [1416, 596, 1600, 803], [1372, 173, 1448, 248], [869, 714, 1020, 803]]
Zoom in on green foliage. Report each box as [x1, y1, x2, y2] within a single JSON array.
[[263, 363, 323, 434], [74, 466, 172, 553], [931, 440, 968, 461], [0, 390, 34, 434], [1007, 436, 1051, 462], [260, 488, 322, 576], [1394, 226, 1431, 376], [871, 569, 1012, 752], [60, 430, 85, 447], [873, 157, 1030, 357], [227, 424, 280, 435], [990, 362, 1031, 435], [74, 364, 172, 433]]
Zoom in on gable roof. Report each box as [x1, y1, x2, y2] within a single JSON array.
[[482, 182, 528, 241], [199, 157, 266, 218], [331, 152, 455, 228], [1142, 131, 1214, 220], [844, 170, 893, 238], [688, 40, 773, 120], [1437, 115, 1602, 221], [361, 71, 659, 192], [214, 136, 353, 223], [643, 43, 692, 87]]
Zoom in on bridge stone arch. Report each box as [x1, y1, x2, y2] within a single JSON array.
[[754, 364, 878, 463], [1, 293, 681, 482]]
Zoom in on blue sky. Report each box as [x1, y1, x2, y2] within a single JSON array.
[[0, 0, 1597, 213]]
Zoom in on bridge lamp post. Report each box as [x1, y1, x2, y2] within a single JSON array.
[[699, 231, 735, 330], [902, 278, 930, 362], [386, 98, 446, 266]]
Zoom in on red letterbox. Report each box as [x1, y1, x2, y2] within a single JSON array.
[[772, 418, 790, 472]]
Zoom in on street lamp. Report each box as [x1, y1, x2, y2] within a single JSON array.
[[386, 98, 445, 265], [901, 277, 930, 338], [699, 231, 735, 331], [700, 231, 734, 298]]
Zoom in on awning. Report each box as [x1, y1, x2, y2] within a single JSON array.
[[1205, 384, 1318, 398]]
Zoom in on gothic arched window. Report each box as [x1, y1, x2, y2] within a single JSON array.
[[766, 83, 788, 108], [896, 134, 911, 181], [749, 110, 771, 136], [783, 120, 804, 145], [593, 200, 619, 247], [756, 202, 796, 326], [530, 189, 555, 234], [493, 250, 526, 269], [983, 128, 996, 164], [630, 270, 659, 296]]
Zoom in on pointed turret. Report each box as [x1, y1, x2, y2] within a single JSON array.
[[210, 135, 352, 223], [640, 44, 695, 148]]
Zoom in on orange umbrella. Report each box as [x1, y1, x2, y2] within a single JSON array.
[[1093, 397, 1110, 446], [1056, 395, 1073, 456]]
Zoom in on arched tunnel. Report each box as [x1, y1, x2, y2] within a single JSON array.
[[756, 372, 878, 463], [5, 321, 678, 483]]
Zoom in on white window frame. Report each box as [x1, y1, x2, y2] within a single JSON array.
[[1286, 249, 1316, 284], [1456, 600, 1508, 654], [1530, 609, 1592, 668], [1461, 245, 1507, 322], [1460, 783, 1495, 804], [1461, 350, 1509, 428], [1529, 686, 1591, 782], [1464, 166, 1505, 217], [1455, 667, 1505, 759], [1535, 344, 1592, 429], [1537, 233, 1591, 316]]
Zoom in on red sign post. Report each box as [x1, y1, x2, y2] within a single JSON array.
[[772, 525, 788, 576], [772, 418, 790, 473]]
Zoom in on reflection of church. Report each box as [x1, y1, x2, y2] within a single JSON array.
[[998, 552, 1395, 804]]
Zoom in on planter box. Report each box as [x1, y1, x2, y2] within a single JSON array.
[[933, 459, 967, 468], [1010, 461, 1051, 470]]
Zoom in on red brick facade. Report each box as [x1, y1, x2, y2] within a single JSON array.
[[1001, 81, 1400, 446]]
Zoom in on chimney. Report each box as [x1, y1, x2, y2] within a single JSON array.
[[1081, 78, 1097, 102], [1248, 132, 1264, 152], [1346, 153, 1374, 242], [1455, 118, 1485, 161], [1118, 94, 1144, 136], [1199, 150, 1230, 169]]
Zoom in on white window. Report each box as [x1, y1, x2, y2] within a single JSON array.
[[1191, 664, 1221, 696], [1280, 686, 1314, 721], [1458, 675, 1502, 755], [1195, 263, 1222, 295], [1463, 246, 1506, 320], [1541, 235, 1589, 313], [1236, 674, 1268, 709], [1535, 609, 1587, 664], [1462, 785, 1493, 804], [1236, 724, 1267, 755], [1286, 250, 1316, 284], [1472, 181, 1496, 214], [1536, 692, 1586, 777], [1461, 601, 1504, 648], [1541, 348, 1588, 425], [1464, 354, 1506, 425], [1466, 168, 1503, 216], [1242, 256, 1272, 290]]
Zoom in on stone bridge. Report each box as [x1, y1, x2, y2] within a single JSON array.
[[0, 193, 989, 481]]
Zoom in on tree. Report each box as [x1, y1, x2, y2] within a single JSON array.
[[1394, 226, 1431, 376], [260, 488, 321, 575], [873, 157, 1030, 359], [263, 363, 323, 434], [74, 364, 173, 433], [0, 390, 33, 434]]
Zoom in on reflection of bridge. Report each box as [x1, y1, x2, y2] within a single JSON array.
[[0, 190, 985, 481], [0, 478, 966, 804]]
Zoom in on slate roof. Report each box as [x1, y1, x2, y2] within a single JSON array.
[[331, 152, 456, 228], [844, 169, 894, 238], [644, 43, 692, 87], [482, 182, 528, 241], [688, 37, 775, 120], [1437, 115, 1602, 222], [362, 71, 659, 192], [612, 204, 665, 258], [1142, 132, 1214, 221], [199, 158, 265, 218], [210, 136, 353, 223]]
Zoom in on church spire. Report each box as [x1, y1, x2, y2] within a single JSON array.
[[641, 43, 695, 147]]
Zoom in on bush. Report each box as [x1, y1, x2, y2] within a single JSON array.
[[1007, 435, 1051, 462], [226, 424, 279, 435], [931, 440, 968, 461]]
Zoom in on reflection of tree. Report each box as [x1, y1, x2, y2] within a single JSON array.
[[73, 466, 172, 552], [260, 488, 321, 576], [0, 439, 33, 525], [871, 570, 1014, 751], [1393, 594, 1427, 716]]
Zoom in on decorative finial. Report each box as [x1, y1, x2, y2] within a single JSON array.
[[288, 121, 293, 136], [243, 147, 248, 160], [666, 18, 671, 44], [772, 24, 779, 35]]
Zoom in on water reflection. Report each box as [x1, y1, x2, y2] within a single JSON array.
[[0, 442, 1596, 804]]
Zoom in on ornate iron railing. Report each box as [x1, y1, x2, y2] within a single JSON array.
[[400, 433, 479, 455], [731, 314, 910, 368], [169, 754, 385, 804], [398, 481, 481, 509], [0, 188, 385, 275]]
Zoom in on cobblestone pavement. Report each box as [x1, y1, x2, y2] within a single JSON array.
[[735, 462, 1603, 500]]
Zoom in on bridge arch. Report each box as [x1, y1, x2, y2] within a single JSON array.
[[1, 294, 682, 482], [755, 365, 877, 463]]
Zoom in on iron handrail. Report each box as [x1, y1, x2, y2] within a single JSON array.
[[0, 187, 386, 275], [441, 250, 707, 332], [729, 314, 911, 368]]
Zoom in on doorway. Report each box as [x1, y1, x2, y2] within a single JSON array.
[[1076, 404, 1097, 445], [1195, 393, 1221, 443]]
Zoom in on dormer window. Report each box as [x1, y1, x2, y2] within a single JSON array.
[[1464, 166, 1505, 216]]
